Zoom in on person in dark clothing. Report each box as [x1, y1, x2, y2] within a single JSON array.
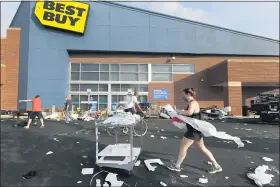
[[166, 88, 222, 174], [65, 95, 73, 123]]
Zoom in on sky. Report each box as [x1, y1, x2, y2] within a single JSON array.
[[1, 1, 279, 40]]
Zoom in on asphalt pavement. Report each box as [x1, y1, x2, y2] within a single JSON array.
[[1, 117, 279, 186]]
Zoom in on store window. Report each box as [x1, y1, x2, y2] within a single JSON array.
[[152, 65, 172, 73], [110, 72, 119, 81], [120, 64, 138, 72], [152, 73, 172, 81], [100, 64, 109, 71], [81, 72, 99, 81], [70, 84, 79, 91], [120, 73, 138, 81], [139, 64, 148, 72], [100, 72, 109, 81], [80, 84, 98, 92], [71, 72, 80, 80], [71, 63, 80, 71], [81, 64, 99, 71], [99, 84, 108, 92], [111, 84, 121, 92], [110, 64, 119, 71], [173, 64, 194, 73]]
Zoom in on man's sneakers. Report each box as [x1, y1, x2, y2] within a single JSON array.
[[166, 161, 181, 172], [208, 164, 223, 174]]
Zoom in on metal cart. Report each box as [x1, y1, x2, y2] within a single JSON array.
[[95, 119, 143, 175]]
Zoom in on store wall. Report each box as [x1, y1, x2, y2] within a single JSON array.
[[0, 29, 21, 110], [9, 1, 280, 109]]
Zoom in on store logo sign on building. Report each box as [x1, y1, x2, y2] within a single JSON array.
[[34, 0, 90, 34]]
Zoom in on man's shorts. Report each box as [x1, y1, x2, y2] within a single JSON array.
[[29, 112, 43, 120]]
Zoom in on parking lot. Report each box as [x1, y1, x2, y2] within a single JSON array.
[[1, 118, 279, 186]]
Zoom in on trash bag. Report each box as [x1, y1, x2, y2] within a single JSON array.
[[22, 170, 37, 179]]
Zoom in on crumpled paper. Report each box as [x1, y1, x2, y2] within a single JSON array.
[[163, 104, 244, 148]]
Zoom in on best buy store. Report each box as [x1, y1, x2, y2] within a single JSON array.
[[2, 0, 279, 115]]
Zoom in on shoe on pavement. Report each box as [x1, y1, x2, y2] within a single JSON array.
[[208, 165, 223, 174], [166, 161, 181, 172]]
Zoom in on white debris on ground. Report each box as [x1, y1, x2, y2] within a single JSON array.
[[160, 181, 167, 186], [53, 138, 59, 141], [76, 142, 80, 144], [223, 141, 233, 144], [134, 160, 141, 166], [174, 136, 178, 138], [80, 163, 83, 166], [46, 151, 53, 155], [160, 136, 167, 140], [161, 129, 164, 132], [247, 165, 274, 187], [105, 173, 123, 187], [264, 148, 269, 150], [250, 161, 255, 164], [234, 128, 239, 130], [262, 157, 274, 162], [264, 131, 267, 133], [82, 155, 88, 158], [150, 135, 155, 138], [242, 140, 253, 144], [77, 181, 82, 184], [198, 177, 208, 184], [144, 159, 164, 171], [180, 175, 188, 178], [81, 168, 94, 175], [225, 176, 229, 179], [244, 123, 248, 126], [245, 129, 252, 131], [96, 179, 101, 187], [207, 161, 212, 165], [45, 113, 59, 119], [221, 121, 225, 123]]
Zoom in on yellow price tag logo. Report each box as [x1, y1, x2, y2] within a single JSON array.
[[34, 0, 90, 34]]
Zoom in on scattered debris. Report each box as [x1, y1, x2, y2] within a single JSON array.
[[160, 181, 167, 186], [96, 179, 102, 187], [242, 140, 253, 144], [46, 151, 53, 155], [225, 176, 229, 179], [150, 135, 155, 138], [174, 136, 178, 138], [80, 163, 83, 166], [76, 142, 80, 144], [250, 161, 255, 164], [221, 121, 225, 123], [244, 124, 248, 126], [82, 155, 88, 158], [262, 157, 273, 162], [81, 168, 94, 175], [160, 136, 167, 140], [247, 165, 274, 187], [77, 181, 82, 184], [161, 129, 165, 132], [105, 173, 123, 187], [134, 160, 141, 166], [223, 141, 232, 144], [264, 131, 267, 133], [53, 138, 59, 141], [144, 159, 164, 171], [234, 128, 239, 130], [180, 175, 188, 178], [98, 132, 101, 135], [22, 170, 37, 180], [198, 177, 208, 184], [207, 161, 212, 165], [245, 129, 252, 131]]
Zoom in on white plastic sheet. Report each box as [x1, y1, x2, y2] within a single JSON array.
[[103, 113, 140, 125], [163, 104, 244, 148], [247, 165, 274, 187]]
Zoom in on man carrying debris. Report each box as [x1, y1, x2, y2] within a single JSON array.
[[64, 95, 73, 123], [19, 95, 44, 129]]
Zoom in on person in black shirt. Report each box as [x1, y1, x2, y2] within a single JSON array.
[[65, 95, 73, 123], [166, 88, 222, 174]]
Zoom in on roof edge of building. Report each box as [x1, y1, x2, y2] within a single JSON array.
[[99, 1, 280, 43]]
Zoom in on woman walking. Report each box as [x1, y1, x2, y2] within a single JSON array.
[[166, 88, 222, 174]]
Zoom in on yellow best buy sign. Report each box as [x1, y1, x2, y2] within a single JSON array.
[[34, 0, 90, 34]]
